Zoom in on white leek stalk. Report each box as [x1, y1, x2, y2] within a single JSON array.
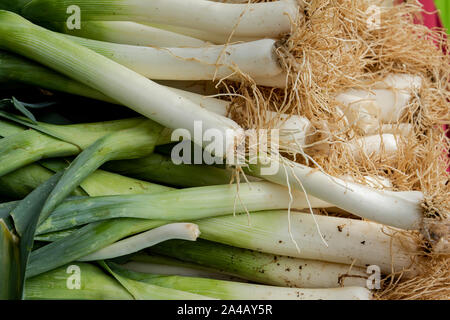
[[0, 11, 243, 156], [22, 0, 299, 39], [79, 223, 200, 261], [251, 156, 424, 230], [134, 274, 372, 300], [67, 36, 287, 86], [197, 211, 419, 274]]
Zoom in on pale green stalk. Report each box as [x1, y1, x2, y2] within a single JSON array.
[[0, 117, 148, 177], [65, 36, 286, 86], [196, 210, 419, 274], [36, 182, 331, 234], [149, 239, 368, 288], [47, 21, 207, 47], [79, 223, 200, 261], [103, 153, 234, 187], [101, 261, 214, 300], [25, 263, 134, 300], [108, 262, 372, 300], [0, 163, 86, 199]]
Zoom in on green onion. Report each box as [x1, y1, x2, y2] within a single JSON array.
[[79, 223, 200, 261], [107, 262, 372, 300], [196, 210, 419, 275], [149, 239, 368, 288], [24, 262, 134, 300], [0, 11, 243, 156], [36, 181, 331, 234], [22, 0, 299, 39]]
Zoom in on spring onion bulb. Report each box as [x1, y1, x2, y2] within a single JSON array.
[[251, 156, 424, 230], [335, 74, 422, 133], [37, 181, 331, 234], [0, 11, 243, 156], [348, 134, 399, 161], [22, 0, 299, 39], [67, 36, 287, 86], [79, 223, 200, 261], [196, 211, 419, 274], [150, 239, 369, 288], [48, 21, 207, 47], [109, 263, 371, 300]]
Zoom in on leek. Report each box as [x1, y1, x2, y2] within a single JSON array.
[[65, 36, 286, 86], [0, 117, 147, 177], [149, 239, 368, 288], [0, 11, 243, 156], [79, 223, 200, 261], [103, 153, 234, 187], [123, 253, 248, 281], [0, 51, 116, 103], [47, 21, 207, 47], [0, 218, 20, 299], [25, 263, 134, 300], [22, 0, 299, 39], [196, 211, 419, 274], [250, 156, 424, 230], [36, 182, 331, 234], [100, 261, 214, 300], [27, 219, 167, 278], [108, 262, 372, 300]]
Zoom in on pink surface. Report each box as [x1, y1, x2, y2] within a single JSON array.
[[413, 0, 449, 168], [417, 0, 444, 29]]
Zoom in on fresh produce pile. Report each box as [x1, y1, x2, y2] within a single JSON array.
[[0, 0, 448, 300]]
